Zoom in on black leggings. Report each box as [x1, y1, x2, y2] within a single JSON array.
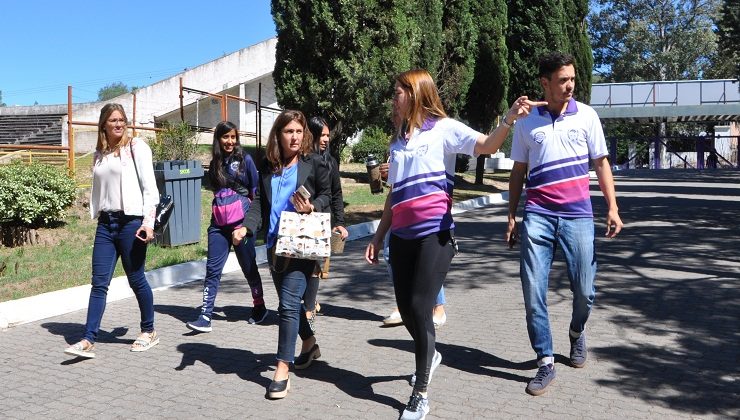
[[390, 230, 455, 393]]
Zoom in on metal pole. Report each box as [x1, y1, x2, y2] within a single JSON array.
[[179, 77, 184, 122], [222, 94, 228, 121], [67, 86, 75, 176], [132, 92, 137, 137], [257, 83, 262, 159]]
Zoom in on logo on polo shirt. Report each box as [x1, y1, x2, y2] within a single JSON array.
[[534, 131, 546, 144], [416, 145, 429, 156], [568, 129, 579, 141]]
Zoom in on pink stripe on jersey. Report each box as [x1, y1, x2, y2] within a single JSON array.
[[392, 191, 450, 231], [527, 177, 592, 216]]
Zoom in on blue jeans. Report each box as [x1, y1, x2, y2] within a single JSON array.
[[199, 224, 264, 318], [269, 251, 315, 363], [384, 232, 445, 305], [520, 212, 596, 361], [84, 212, 154, 343]]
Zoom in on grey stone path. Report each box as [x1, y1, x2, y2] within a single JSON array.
[[1, 169, 738, 419]]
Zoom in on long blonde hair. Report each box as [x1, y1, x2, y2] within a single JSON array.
[[265, 110, 313, 174], [95, 103, 130, 153], [395, 69, 447, 135]]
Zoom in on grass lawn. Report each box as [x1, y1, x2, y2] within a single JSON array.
[[0, 161, 509, 301]]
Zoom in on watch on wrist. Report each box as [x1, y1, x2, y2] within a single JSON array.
[[501, 116, 515, 128]]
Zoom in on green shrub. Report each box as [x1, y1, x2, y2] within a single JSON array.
[[150, 121, 197, 161], [0, 162, 77, 225], [352, 126, 390, 163]]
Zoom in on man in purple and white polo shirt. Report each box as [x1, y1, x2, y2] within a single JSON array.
[[506, 52, 624, 396]]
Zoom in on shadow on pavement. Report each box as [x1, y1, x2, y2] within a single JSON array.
[[586, 174, 740, 416], [43, 322, 130, 345], [294, 360, 405, 411], [174, 342, 273, 387], [314, 302, 384, 323], [368, 338, 535, 384]]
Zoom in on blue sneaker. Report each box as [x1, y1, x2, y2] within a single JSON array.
[[186, 315, 212, 333], [526, 363, 556, 396], [400, 391, 429, 420], [570, 333, 587, 368]]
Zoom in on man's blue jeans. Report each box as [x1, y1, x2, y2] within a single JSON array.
[[520, 212, 596, 361], [269, 252, 315, 363], [84, 212, 154, 343]]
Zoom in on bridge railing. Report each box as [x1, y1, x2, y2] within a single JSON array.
[[591, 79, 739, 108]]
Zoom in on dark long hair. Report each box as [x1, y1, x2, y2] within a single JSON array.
[[308, 116, 333, 171], [209, 121, 242, 189]]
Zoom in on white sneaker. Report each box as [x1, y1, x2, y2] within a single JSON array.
[[383, 309, 403, 326], [410, 350, 442, 387], [400, 392, 430, 420]]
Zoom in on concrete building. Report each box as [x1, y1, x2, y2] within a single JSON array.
[[0, 37, 279, 152]]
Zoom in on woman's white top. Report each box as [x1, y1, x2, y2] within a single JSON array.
[[89, 137, 159, 228], [92, 153, 124, 213]]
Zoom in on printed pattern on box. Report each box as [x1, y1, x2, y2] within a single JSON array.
[[275, 211, 331, 260]]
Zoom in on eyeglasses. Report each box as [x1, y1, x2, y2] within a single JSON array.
[[107, 118, 127, 124]]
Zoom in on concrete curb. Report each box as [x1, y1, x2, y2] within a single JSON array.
[[0, 191, 508, 329]]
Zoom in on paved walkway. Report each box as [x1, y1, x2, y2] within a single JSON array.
[[1, 169, 738, 419]]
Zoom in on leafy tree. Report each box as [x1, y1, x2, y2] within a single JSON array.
[[436, 0, 479, 117], [272, 0, 418, 156], [708, 0, 739, 79], [0, 90, 6, 107], [563, 0, 593, 102], [460, 0, 509, 183], [410, 0, 445, 74], [589, 0, 720, 82], [507, 0, 570, 104], [97, 82, 130, 101], [462, 0, 509, 132]]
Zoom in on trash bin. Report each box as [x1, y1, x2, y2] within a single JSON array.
[[153, 160, 204, 247]]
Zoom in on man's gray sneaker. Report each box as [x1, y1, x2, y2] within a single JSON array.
[[400, 392, 429, 420], [526, 363, 556, 396], [410, 350, 442, 387], [569, 333, 587, 368]]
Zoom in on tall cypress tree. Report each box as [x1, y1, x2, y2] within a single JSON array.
[[462, 0, 509, 132], [409, 0, 445, 75], [507, 0, 569, 103], [272, 0, 418, 148], [436, 0, 479, 118], [563, 0, 593, 103], [463, 0, 509, 183]]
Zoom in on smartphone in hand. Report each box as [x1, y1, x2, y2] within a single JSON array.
[[296, 185, 311, 199], [290, 185, 311, 205]]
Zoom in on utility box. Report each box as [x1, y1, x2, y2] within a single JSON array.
[[154, 160, 204, 247]]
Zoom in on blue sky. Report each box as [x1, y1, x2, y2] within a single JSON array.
[[0, 1, 276, 106]]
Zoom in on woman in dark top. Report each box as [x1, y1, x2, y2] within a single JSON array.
[[239, 110, 331, 399], [186, 121, 266, 333], [302, 116, 348, 326]]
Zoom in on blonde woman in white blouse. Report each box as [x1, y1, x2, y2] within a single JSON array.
[[64, 103, 160, 359]]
